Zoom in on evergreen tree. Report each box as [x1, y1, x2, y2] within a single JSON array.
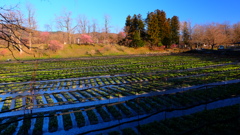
[[122, 14, 145, 47], [156, 9, 167, 44], [146, 12, 160, 47], [131, 30, 145, 47], [162, 18, 171, 47], [182, 21, 190, 45], [170, 16, 180, 44], [137, 14, 146, 40], [121, 9, 180, 48], [124, 15, 132, 35]]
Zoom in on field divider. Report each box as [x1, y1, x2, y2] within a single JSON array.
[[1, 79, 240, 115], [0, 90, 240, 127]]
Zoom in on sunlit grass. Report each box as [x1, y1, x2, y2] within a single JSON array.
[[0, 44, 155, 61]]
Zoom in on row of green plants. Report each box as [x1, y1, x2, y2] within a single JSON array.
[[1, 55, 217, 73], [0, 82, 239, 134], [137, 104, 240, 135], [1, 70, 240, 112], [0, 55, 235, 83], [0, 63, 239, 95], [104, 104, 240, 135]]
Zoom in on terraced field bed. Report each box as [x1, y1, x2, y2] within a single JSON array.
[[0, 54, 239, 135]]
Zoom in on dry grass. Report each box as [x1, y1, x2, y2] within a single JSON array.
[[0, 44, 164, 61]]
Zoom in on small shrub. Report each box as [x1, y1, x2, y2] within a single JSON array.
[[80, 34, 93, 44], [48, 40, 63, 52]]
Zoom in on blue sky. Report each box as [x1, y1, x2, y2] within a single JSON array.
[[2, 0, 240, 32]]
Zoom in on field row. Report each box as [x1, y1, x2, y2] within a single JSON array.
[[1, 81, 239, 116], [0, 82, 239, 134], [106, 104, 240, 135], [0, 55, 235, 83], [1, 63, 240, 95], [1, 55, 225, 73], [1, 70, 240, 113]]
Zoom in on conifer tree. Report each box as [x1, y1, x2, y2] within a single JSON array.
[[162, 18, 171, 47], [122, 14, 145, 47], [124, 15, 133, 40], [170, 16, 180, 44], [121, 9, 180, 48], [137, 14, 145, 40], [156, 9, 167, 44], [146, 12, 160, 47], [131, 30, 144, 47]]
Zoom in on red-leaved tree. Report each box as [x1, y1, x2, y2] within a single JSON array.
[[40, 32, 50, 44], [48, 40, 63, 52], [80, 34, 93, 44]]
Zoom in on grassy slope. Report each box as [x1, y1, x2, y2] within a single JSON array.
[[0, 44, 161, 61]]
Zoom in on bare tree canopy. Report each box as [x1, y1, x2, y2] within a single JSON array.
[[0, 6, 30, 56], [26, 2, 37, 50], [77, 14, 88, 34], [55, 9, 78, 44]]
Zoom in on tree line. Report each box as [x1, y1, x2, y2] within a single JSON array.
[[120, 9, 240, 50], [119, 9, 180, 48], [0, 4, 125, 55], [1, 4, 240, 56], [182, 21, 240, 49]]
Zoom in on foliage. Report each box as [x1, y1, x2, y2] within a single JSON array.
[[146, 12, 160, 46], [170, 16, 180, 44], [48, 40, 63, 52], [117, 31, 126, 41], [131, 30, 145, 47], [40, 32, 50, 44], [79, 34, 93, 44], [121, 14, 145, 48], [122, 9, 180, 48]]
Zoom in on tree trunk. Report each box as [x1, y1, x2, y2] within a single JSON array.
[[211, 44, 215, 50], [18, 36, 23, 54], [29, 32, 32, 50]]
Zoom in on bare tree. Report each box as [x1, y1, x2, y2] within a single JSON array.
[[44, 24, 52, 32], [7, 10, 26, 53], [104, 15, 111, 34], [55, 9, 77, 44], [192, 24, 205, 48], [77, 14, 88, 34], [104, 15, 111, 44], [92, 18, 98, 33], [0, 6, 30, 56], [221, 22, 232, 44], [91, 18, 99, 43], [233, 22, 240, 43], [204, 23, 227, 49], [26, 3, 37, 50], [87, 22, 92, 34]]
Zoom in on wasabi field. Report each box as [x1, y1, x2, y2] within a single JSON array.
[[0, 54, 240, 135]]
